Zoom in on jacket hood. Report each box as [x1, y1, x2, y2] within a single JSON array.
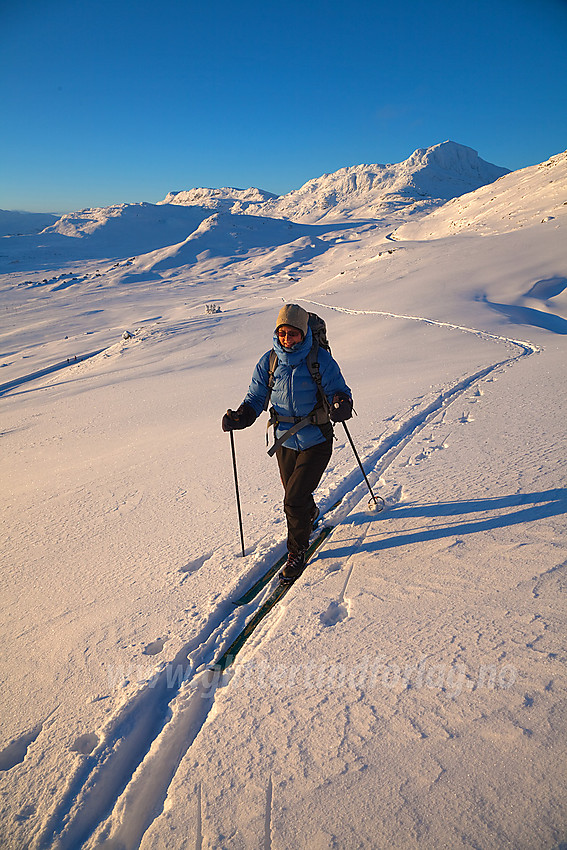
[[273, 326, 313, 365]]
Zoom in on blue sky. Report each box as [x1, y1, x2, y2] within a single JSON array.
[[1, 0, 566, 212]]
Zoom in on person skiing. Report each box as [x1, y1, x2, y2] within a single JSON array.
[[222, 304, 353, 582]]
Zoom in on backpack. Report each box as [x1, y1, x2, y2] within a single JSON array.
[[264, 312, 333, 456]]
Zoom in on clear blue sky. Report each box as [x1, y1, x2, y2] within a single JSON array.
[[1, 0, 566, 212]]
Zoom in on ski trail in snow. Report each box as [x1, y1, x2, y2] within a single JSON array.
[[300, 295, 540, 527], [34, 610, 240, 849], [0, 349, 106, 397], [302, 298, 542, 355], [91, 671, 218, 850], [36, 298, 542, 850]]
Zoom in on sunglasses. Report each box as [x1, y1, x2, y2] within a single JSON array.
[[277, 329, 302, 339]]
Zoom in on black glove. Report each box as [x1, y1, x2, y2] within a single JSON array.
[[330, 392, 353, 422], [222, 402, 257, 432]]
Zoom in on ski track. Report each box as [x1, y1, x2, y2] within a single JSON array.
[[31, 304, 540, 850]]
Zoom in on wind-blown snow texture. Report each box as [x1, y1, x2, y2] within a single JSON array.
[[1, 141, 566, 850]]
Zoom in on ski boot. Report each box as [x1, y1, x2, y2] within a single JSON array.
[[279, 550, 306, 585]]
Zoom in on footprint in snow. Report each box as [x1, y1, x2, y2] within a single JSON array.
[[143, 637, 167, 656], [15, 804, 36, 822], [71, 732, 99, 755], [180, 551, 213, 576], [388, 484, 405, 505]]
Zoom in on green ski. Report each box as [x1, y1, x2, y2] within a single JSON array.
[[214, 526, 333, 671], [232, 551, 288, 606]]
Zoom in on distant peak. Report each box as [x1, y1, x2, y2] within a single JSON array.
[[159, 186, 279, 210]]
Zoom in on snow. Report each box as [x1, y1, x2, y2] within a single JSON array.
[[0, 145, 566, 850]]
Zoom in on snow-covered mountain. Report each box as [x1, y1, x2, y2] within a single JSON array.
[[39, 202, 214, 256], [125, 211, 340, 279], [1, 202, 227, 267], [251, 141, 510, 222], [162, 141, 510, 224], [394, 149, 567, 240], [159, 186, 278, 214], [0, 141, 510, 272]]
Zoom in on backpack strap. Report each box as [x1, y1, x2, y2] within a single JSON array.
[[306, 340, 331, 418], [263, 349, 278, 412]]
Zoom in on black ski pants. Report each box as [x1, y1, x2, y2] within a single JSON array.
[[276, 438, 333, 554]]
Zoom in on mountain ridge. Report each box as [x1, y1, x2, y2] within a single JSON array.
[[159, 186, 278, 214], [1, 141, 509, 244], [157, 141, 510, 224], [0, 141, 544, 274]]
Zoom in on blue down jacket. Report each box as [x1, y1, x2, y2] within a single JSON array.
[[244, 327, 352, 451]]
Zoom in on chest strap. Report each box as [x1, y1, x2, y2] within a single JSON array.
[[266, 405, 330, 456]]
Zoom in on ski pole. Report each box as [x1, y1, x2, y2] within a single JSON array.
[[342, 422, 385, 511], [229, 430, 246, 556]]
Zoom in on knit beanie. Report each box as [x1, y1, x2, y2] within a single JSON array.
[[275, 304, 309, 337]]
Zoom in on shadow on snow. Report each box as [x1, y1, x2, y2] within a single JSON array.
[[329, 488, 567, 555]]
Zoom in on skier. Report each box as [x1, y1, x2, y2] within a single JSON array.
[[222, 304, 353, 582]]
